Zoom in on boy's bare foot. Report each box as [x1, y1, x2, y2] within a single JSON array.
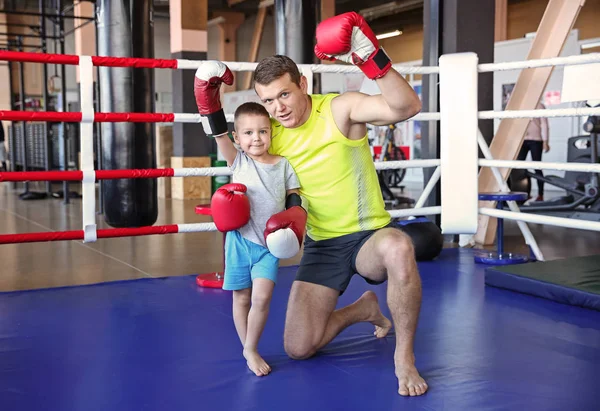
[[395, 354, 428, 396], [358, 291, 392, 338], [243, 348, 272, 377]]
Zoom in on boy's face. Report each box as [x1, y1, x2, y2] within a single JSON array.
[[254, 73, 309, 129], [233, 114, 272, 157]]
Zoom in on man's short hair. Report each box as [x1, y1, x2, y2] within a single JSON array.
[[234, 102, 270, 125], [253, 55, 302, 87]]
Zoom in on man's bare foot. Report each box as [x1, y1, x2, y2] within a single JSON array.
[[243, 348, 272, 377], [359, 291, 392, 338], [395, 355, 428, 396]]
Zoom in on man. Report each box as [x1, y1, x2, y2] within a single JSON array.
[[256, 12, 426, 397], [194, 12, 426, 397]]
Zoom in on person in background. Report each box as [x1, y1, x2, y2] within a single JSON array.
[[517, 101, 550, 202], [0, 121, 7, 172]]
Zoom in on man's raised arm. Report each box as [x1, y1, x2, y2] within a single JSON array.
[[315, 12, 421, 126]]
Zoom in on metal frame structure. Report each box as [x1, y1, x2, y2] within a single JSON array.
[[1, 1, 97, 204]]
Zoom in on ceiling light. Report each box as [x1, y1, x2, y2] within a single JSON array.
[[376, 30, 402, 40], [581, 41, 600, 50]]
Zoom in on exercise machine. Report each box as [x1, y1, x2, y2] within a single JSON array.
[[369, 124, 415, 208], [508, 102, 600, 221], [379, 124, 407, 189]]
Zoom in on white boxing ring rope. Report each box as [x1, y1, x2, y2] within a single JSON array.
[[0, 51, 598, 260], [171, 160, 442, 176], [479, 208, 600, 232], [213, 52, 600, 75], [479, 159, 600, 174], [478, 53, 600, 72], [197, 106, 600, 124]]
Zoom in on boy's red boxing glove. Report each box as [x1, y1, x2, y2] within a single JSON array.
[[210, 183, 250, 232], [194, 61, 234, 137], [264, 193, 308, 259], [264, 207, 306, 259]]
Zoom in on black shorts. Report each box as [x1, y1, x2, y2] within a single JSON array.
[[295, 223, 396, 294]]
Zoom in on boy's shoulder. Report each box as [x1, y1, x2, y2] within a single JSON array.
[[273, 155, 294, 170], [230, 149, 248, 171], [272, 154, 286, 163]]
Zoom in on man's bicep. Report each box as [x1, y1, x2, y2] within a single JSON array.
[[336, 92, 399, 126]]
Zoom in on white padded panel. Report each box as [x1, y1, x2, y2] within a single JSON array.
[[439, 52, 479, 234]]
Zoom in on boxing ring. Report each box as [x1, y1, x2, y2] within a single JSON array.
[[0, 49, 600, 410]]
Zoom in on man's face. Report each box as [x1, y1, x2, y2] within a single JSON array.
[[254, 73, 309, 128]]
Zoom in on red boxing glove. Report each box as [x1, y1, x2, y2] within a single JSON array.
[[314, 12, 392, 80], [210, 183, 250, 232], [194, 61, 234, 137], [264, 206, 307, 259]]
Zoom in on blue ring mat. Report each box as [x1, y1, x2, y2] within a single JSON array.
[[0, 248, 599, 411]]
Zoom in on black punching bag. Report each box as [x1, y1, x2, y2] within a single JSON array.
[[395, 217, 444, 261], [97, 0, 157, 227], [275, 0, 317, 63]]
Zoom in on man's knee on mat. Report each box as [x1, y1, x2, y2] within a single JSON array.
[[284, 338, 317, 360]]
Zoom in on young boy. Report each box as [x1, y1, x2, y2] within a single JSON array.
[[214, 102, 301, 377]]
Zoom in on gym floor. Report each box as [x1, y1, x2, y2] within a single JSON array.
[[0, 182, 302, 292], [0, 182, 599, 292], [1, 182, 599, 411]]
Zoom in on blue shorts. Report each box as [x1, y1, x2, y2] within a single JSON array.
[[222, 230, 279, 291]]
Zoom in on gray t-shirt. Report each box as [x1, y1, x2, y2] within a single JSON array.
[[230, 151, 300, 248]]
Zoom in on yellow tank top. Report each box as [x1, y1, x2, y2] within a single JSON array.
[[269, 93, 390, 241]]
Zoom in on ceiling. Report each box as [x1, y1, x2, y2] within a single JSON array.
[[201, 0, 426, 34], [1, 0, 426, 34]]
